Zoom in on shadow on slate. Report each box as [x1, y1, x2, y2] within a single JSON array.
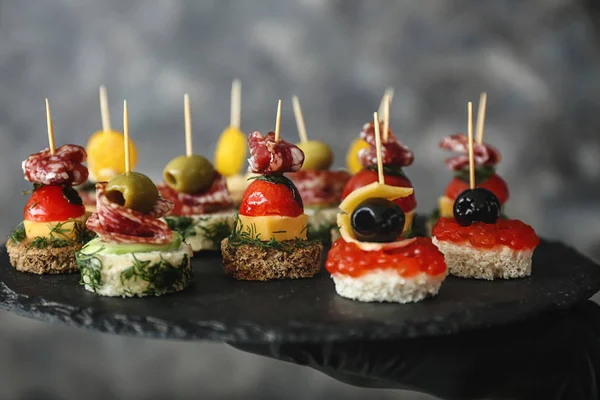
[[232, 300, 600, 400], [0, 216, 599, 343]]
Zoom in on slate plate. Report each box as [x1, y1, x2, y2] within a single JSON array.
[[0, 232, 599, 343]]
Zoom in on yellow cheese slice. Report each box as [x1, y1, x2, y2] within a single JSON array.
[[238, 214, 308, 241], [339, 182, 413, 214], [24, 216, 87, 240], [439, 195, 454, 218]]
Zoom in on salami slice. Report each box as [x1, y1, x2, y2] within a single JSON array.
[[157, 174, 233, 216], [288, 170, 351, 207], [248, 131, 304, 174], [86, 183, 174, 244], [440, 133, 501, 171], [23, 144, 89, 186], [358, 122, 414, 167]]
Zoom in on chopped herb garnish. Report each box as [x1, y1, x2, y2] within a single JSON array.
[[164, 216, 197, 239], [7, 223, 26, 244], [227, 213, 318, 253], [120, 254, 191, 296], [7, 219, 95, 249], [76, 246, 104, 293], [454, 166, 496, 184]]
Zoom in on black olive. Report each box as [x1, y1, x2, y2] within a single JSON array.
[[62, 186, 83, 206], [453, 188, 501, 227], [351, 198, 405, 242]]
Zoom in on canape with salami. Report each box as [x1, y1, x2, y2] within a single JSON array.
[[432, 102, 538, 280], [286, 96, 351, 242], [7, 107, 95, 274], [326, 113, 447, 303], [76, 101, 192, 297], [221, 121, 323, 281], [158, 95, 236, 252]]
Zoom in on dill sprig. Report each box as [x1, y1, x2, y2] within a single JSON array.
[[197, 217, 231, 248], [120, 254, 191, 296], [7, 219, 95, 249], [164, 216, 197, 239], [77, 246, 104, 292], [227, 213, 318, 253]]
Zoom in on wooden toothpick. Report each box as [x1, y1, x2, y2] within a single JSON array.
[[468, 102, 475, 189], [274, 99, 282, 142], [373, 112, 384, 185], [292, 95, 308, 143], [45, 98, 55, 155], [230, 79, 241, 130], [123, 100, 131, 174], [378, 87, 394, 115], [99, 85, 111, 133], [184, 94, 192, 157], [382, 93, 391, 143], [475, 92, 487, 144]]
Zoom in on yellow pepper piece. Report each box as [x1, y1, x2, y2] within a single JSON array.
[[346, 138, 369, 174], [215, 126, 246, 177], [86, 130, 137, 182]]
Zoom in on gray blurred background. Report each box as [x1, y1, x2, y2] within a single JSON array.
[[1, 0, 600, 399]]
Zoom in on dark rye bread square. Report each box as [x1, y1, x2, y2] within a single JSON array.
[[221, 238, 323, 281], [6, 238, 82, 274]]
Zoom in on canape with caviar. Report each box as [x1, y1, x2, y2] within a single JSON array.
[[77, 101, 192, 297], [340, 94, 417, 238], [326, 113, 447, 303], [158, 95, 236, 252], [286, 95, 350, 242], [7, 100, 94, 274], [432, 102, 538, 280], [78, 86, 137, 214], [221, 100, 323, 281], [430, 93, 509, 229]]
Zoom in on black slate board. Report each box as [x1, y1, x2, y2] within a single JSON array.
[[1, 234, 600, 343]]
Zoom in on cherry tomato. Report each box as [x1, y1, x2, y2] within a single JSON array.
[[24, 185, 85, 222], [240, 179, 303, 217], [341, 169, 417, 213], [445, 173, 509, 204]]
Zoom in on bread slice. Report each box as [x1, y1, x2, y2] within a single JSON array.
[[6, 238, 82, 274], [331, 269, 446, 303], [77, 242, 193, 297], [432, 237, 533, 280], [221, 238, 323, 281]]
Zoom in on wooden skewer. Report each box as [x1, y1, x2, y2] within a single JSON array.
[[475, 92, 487, 144], [373, 112, 384, 185], [184, 94, 193, 157], [45, 98, 56, 155], [382, 93, 391, 143], [468, 102, 475, 189], [292, 95, 309, 143], [99, 85, 111, 133], [274, 99, 282, 142], [123, 100, 131, 174], [230, 79, 241, 130], [378, 87, 394, 115]]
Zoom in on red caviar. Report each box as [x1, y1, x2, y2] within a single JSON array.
[[433, 217, 539, 250], [326, 237, 447, 278]]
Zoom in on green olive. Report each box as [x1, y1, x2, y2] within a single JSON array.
[[297, 140, 334, 171], [163, 155, 216, 194], [105, 172, 159, 214]]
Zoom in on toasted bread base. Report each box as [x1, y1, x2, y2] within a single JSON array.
[[221, 238, 323, 281], [331, 269, 446, 303], [6, 238, 82, 274], [432, 237, 533, 280]]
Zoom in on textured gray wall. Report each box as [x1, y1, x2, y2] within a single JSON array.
[[1, 0, 599, 398]]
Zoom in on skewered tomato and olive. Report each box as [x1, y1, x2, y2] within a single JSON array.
[[163, 155, 216, 194], [350, 198, 406, 243], [105, 172, 159, 214]]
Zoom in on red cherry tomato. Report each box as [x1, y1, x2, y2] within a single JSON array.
[[24, 185, 85, 222], [341, 169, 417, 213], [445, 173, 509, 204], [240, 180, 304, 217]]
